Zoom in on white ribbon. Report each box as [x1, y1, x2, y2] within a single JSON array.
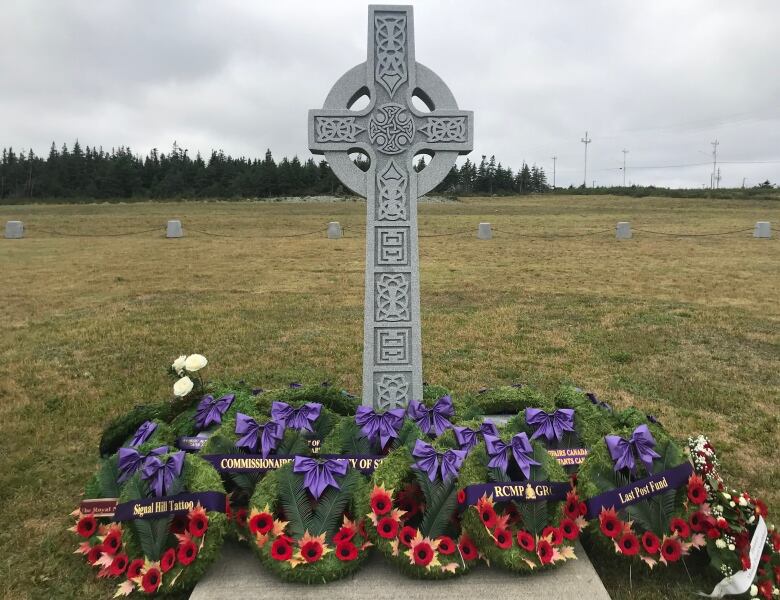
[[698, 516, 767, 598]]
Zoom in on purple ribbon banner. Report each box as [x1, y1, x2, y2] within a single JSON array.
[[585, 461, 694, 520], [459, 480, 571, 510], [112, 491, 226, 522], [201, 454, 384, 474]]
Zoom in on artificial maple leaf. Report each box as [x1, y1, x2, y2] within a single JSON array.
[[175, 532, 193, 545], [255, 533, 269, 548], [522, 558, 537, 570], [574, 516, 588, 531], [493, 513, 511, 531], [271, 519, 289, 538], [367, 512, 378, 526], [599, 506, 619, 522], [288, 555, 304, 569], [558, 545, 577, 561], [390, 508, 407, 522], [690, 533, 707, 549], [113, 580, 135, 597], [95, 553, 114, 569], [550, 548, 565, 563], [70, 508, 82, 518], [476, 493, 495, 511], [360, 540, 374, 551], [621, 521, 634, 536], [390, 539, 400, 557], [67, 525, 78, 534], [341, 515, 358, 532], [440, 562, 459, 574], [640, 555, 658, 569], [75, 542, 91, 555], [97, 567, 112, 579]]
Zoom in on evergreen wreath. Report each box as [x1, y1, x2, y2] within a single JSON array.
[[456, 419, 584, 572], [71, 451, 227, 596], [364, 435, 478, 579], [254, 382, 359, 417], [576, 424, 707, 568], [455, 384, 549, 421], [246, 458, 371, 583], [200, 403, 318, 538]]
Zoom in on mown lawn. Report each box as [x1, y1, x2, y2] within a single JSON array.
[[0, 195, 778, 599]]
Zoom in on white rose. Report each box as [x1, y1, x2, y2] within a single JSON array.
[[722, 492, 731, 500], [750, 585, 757, 597], [184, 354, 208, 372], [738, 496, 748, 506], [173, 376, 194, 397], [728, 543, 735, 551], [715, 539, 727, 549], [729, 501, 736, 508], [172, 355, 187, 375]]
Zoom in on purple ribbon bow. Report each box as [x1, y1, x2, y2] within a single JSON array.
[[234, 413, 283, 458], [411, 440, 467, 482], [271, 402, 322, 432], [141, 451, 185, 497], [116, 445, 168, 483], [355, 406, 406, 448], [484, 432, 541, 479], [525, 408, 576, 442], [605, 424, 661, 474], [453, 421, 499, 452], [292, 456, 348, 499], [130, 421, 157, 447], [195, 393, 235, 430], [406, 396, 454, 437]]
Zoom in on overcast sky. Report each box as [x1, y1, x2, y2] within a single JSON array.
[[2, 0, 779, 188]]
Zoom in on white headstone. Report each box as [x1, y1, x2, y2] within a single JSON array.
[[754, 221, 771, 239], [166, 220, 183, 238], [4, 220, 24, 239], [477, 222, 492, 240], [616, 221, 632, 240], [327, 221, 342, 239], [309, 5, 473, 410]]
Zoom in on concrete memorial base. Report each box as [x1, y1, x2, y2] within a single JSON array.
[[616, 221, 632, 240], [327, 221, 342, 239], [754, 221, 771, 238], [167, 220, 184, 238], [190, 541, 611, 600], [5, 220, 24, 239]]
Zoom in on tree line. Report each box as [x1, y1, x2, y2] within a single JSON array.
[[0, 141, 550, 201]]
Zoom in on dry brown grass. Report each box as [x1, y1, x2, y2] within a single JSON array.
[[0, 195, 778, 599]]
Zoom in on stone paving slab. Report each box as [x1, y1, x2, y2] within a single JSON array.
[[190, 541, 611, 600]]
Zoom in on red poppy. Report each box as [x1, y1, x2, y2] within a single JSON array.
[[76, 515, 98, 538], [376, 517, 399, 540], [127, 558, 145, 579], [564, 493, 580, 519], [542, 526, 563, 546], [235, 508, 248, 529], [687, 483, 707, 505], [178, 539, 198, 566], [170, 514, 188, 534], [457, 489, 466, 504], [102, 529, 121, 555], [755, 499, 768, 518], [494, 528, 513, 549], [617, 532, 640, 556], [707, 528, 721, 540], [458, 535, 479, 561], [759, 580, 773, 600], [271, 538, 293, 561], [641, 531, 660, 554], [370, 489, 392, 515], [109, 553, 128, 577], [161, 547, 176, 573], [141, 567, 161, 593], [516, 530, 535, 552], [599, 513, 622, 539], [689, 511, 705, 532], [560, 518, 579, 540], [660, 537, 682, 562], [670, 518, 691, 539], [333, 526, 356, 544], [578, 502, 588, 517], [300, 539, 324, 563], [399, 526, 417, 548], [437, 536, 456, 555], [249, 512, 273, 535], [716, 517, 729, 530], [87, 544, 105, 565], [412, 541, 434, 567], [335, 540, 358, 562], [188, 513, 209, 537], [537, 539, 554, 565], [479, 504, 497, 529]]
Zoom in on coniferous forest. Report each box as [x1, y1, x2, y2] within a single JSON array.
[[0, 141, 549, 202]]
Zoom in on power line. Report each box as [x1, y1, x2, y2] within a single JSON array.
[[580, 131, 591, 187]]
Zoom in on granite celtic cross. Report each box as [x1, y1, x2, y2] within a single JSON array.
[[309, 5, 473, 410]]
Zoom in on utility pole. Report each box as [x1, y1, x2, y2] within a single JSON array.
[[710, 139, 719, 190], [551, 156, 557, 189], [621, 149, 629, 187], [581, 131, 591, 187], [716, 167, 721, 189]]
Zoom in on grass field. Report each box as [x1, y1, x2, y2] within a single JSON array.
[[0, 195, 778, 599]]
